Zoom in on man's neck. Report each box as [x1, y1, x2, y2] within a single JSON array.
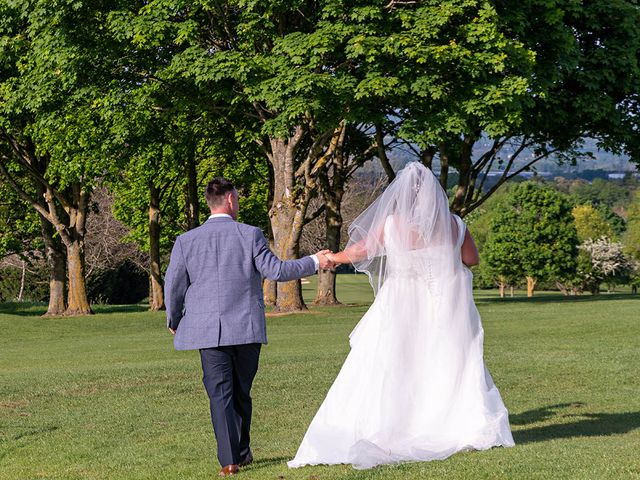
[[209, 212, 233, 219]]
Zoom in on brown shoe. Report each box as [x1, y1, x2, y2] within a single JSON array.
[[219, 464, 239, 476], [239, 451, 253, 467]]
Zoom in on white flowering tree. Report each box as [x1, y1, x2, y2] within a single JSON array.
[[578, 237, 635, 294]]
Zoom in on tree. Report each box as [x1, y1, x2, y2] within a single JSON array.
[[463, 184, 517, 293], [0, 0, 141, 314], [0, 178, 41, 263], [311, 124, 378, 305], [579, 237, 634, 294], [572, 204, 615, 242], [623, 191, 640, 262], [125, 1, 402, 312], [484, 182, 579, 297], [378, 1, 640, 217], [570, 178, 633, 210]]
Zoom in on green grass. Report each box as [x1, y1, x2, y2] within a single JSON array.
[[1, 276, 639, 479]]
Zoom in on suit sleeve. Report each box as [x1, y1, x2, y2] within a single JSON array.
[[253, 228, 316, 281], [164, 237, 189, 330]]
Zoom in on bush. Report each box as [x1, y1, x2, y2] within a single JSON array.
[[87, 261, 148, 305], [0, 264, 49, 303]]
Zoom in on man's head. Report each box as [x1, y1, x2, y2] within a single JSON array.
[[205, 177, 239, 219]]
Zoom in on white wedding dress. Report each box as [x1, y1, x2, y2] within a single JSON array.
[[288, 190, 515, 469]]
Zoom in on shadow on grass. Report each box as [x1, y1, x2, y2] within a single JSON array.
[[512, 403, 640, 444], [242, 456, 290, 472], [476, 292, 638, 305], [91, 304, 150, 314], [0, 302, 150, 317], [510, 402, 585, 425], [0, 302, 48, 317], [0, 424, 59, 462]]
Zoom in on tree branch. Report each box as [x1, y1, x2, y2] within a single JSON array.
[[0, 157, 53, 222]]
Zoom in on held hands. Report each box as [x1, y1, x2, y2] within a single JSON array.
[[315, 249, 342, 271]]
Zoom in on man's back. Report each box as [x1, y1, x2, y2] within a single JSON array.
[[165, 217, 315, 350]]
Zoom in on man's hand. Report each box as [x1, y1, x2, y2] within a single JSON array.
[[315, 249, 336, 270], [168, 328, 177, 335]]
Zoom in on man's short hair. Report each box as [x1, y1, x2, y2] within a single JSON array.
[[205, 177, 235, 209]]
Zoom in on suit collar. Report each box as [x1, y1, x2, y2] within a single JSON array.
[[206, 216, 234, 223]]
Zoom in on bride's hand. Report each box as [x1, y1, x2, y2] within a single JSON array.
[[326, 252, 341, 267]]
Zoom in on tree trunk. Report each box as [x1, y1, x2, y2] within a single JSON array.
[[451, 134, 476, 215], [375, 123, 395, 182], [313, 220, 341, 306], [39, 216, 66, 316], [149, 183, 165, 311], [510, 285, 514, 297], [263, 278, 277, 306], [270, 200, 308, 312], [264, 121, 341, 312], [499, 281, 505, 298], [267, 132, 316, 313], [263, 165, 277, 307], [420, 146, 436, 170], [62, 184, 92, 315], [438, 143, 449, 191], [18, 260, 26, 301], [185, 148, 200, 230], [526, 276, 536, 297], [65, 240, 92, 315]]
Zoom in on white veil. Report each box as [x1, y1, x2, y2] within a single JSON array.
[[344, 162, 457, 294]]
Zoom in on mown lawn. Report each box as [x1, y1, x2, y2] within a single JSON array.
[[1, 275, 639, 479]]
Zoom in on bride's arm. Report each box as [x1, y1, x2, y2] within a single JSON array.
[[327, 243, 367, 264], [461, 229, 480, 267], [328, 221, 386, 265]]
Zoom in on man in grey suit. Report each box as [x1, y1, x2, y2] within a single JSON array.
[[165, 177, 333, 476]]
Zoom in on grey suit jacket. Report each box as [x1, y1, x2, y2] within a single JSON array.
[[164, 217, 316, 350]]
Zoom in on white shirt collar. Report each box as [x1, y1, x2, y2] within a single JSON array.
[[209, 213, 233, 220]]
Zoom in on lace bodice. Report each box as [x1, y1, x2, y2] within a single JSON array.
[[383, 215, 465, 283]]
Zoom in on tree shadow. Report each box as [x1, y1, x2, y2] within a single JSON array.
[[0, 302, 150, 317], [0, 302, 48, 317], [241, 456, 291, 472], [91, 304, 150, 314], [511, 403, 640, 444], [476, 292, 638, 305]]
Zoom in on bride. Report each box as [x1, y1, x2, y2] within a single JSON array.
[[288, 162, 514, 470]]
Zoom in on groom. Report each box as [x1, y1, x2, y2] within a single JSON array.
[[165, 177, 334, 476]]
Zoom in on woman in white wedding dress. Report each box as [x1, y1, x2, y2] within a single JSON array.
[[288, 162, 514, 470]]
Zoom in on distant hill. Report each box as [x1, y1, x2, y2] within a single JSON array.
[[359, 137, 638, 180]]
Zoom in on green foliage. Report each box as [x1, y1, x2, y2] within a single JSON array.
[[465, 184, 515, 253], [484, 182, 579, 286], [465, 185, 516, 288], [0, 263, 48, 303], [569, 178, 632, 210], [0, 0, 136, 191], [623, 191, 640, 262], [572, 204, 615, 242], [87, 261, 148, 305], [0, 180, 41, 259], [392, 1, 536, 146]]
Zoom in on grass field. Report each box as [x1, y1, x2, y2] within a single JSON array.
[[1, 275, 639, 479]]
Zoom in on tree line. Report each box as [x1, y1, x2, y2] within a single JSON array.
[[1, 1, 640, 315], [469, 175, 640, 296]]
